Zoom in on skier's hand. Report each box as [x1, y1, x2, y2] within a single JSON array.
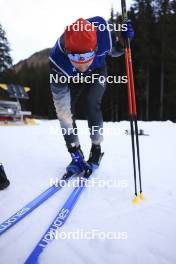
[[121, 19, 135, 40]]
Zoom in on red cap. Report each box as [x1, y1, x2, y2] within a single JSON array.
[[64, 18, 97, 53]]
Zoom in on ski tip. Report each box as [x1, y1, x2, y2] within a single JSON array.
[[139, 192, 145, 201], [132, 195, 140, 205]]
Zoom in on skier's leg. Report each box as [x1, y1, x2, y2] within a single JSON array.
[[51, 82, 90, 173], [85, 67, 107, 145], [50, 83, 80, 147], [85, 67, 107, 165]]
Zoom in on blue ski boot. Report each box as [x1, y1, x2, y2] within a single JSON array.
[[66, 145, 92, 176]]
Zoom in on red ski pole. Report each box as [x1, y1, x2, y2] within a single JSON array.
[[121, 0, 144, 204]]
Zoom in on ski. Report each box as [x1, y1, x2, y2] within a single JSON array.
[[25, 153, 104, 264], [0, 171, 79, 236]]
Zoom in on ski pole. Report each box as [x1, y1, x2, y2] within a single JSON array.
[[121, 0, 144, 203]]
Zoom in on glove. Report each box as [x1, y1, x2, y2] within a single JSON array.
[[122, 19, 135, 40]]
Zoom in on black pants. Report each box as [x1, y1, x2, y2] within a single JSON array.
[[51, 67, 107, 146]]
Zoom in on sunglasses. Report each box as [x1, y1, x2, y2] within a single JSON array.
[[67, 51, 95, 64]]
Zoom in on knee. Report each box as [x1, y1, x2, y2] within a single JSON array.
[[53, 98, 72, 125], [55, 104, 72, 124]]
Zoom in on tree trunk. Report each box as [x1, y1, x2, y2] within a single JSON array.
[[146, 66, 150, 121], [159, 60, 165, 120]]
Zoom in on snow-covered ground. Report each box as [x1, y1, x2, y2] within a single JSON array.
[[0, 120, 176, 264]]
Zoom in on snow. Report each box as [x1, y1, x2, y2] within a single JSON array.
[[0, 120, 176, 264]]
